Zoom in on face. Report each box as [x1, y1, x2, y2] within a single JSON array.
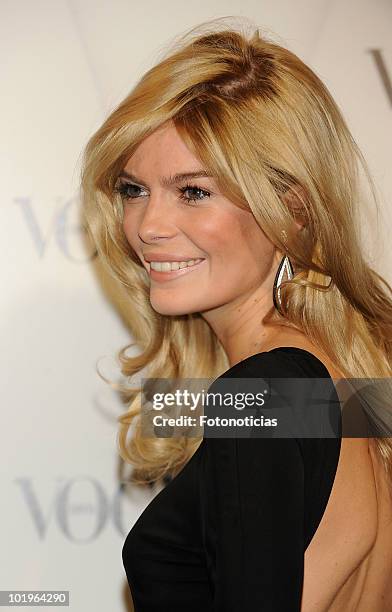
[[120, 120, 279, 323]]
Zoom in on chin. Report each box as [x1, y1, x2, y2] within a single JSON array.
[[149, 299, 201, 317]]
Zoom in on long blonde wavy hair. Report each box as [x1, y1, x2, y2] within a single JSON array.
[[79, 17, 392, 486]]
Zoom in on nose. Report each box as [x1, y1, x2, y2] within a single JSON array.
[[137, 193, 177, 243]]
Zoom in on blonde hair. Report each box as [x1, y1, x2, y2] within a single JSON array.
[[79, 17, 392, 486]]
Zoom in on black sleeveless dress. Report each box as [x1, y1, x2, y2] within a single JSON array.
[[122, 347, 342, 611]]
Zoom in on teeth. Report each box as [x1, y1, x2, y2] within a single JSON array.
[[150, 258, 204, 272]]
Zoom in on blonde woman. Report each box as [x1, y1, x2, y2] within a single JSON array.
[[80, 19, 392, 611]]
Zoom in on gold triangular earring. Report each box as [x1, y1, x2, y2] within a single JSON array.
[[273, 230, 294, 314]]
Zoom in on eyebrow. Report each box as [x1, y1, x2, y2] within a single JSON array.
[[118, 169, 213, 186]]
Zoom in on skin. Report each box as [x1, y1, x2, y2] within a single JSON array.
[[121, 119, 390, 610]]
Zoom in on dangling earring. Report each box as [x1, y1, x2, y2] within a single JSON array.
[[273, 230, 294, 315]]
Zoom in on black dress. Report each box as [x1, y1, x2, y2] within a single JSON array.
[[122, 347, 342, 611]]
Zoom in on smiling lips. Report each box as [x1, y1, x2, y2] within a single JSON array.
[[142, 251, 206, 272], [143, 256, 207, 281], [149, 258, 205, 272]]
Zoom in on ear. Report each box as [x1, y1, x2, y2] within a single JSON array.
[[280, 184, 308, 233]]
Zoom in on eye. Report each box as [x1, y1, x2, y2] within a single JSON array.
[[177, 184, 211, 204], [113, 181, 146, 201]]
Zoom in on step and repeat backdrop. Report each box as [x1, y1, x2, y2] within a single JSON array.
[[1, 0, 391, 610]]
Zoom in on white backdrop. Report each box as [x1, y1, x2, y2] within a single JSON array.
[[1, 1, 391, 610]]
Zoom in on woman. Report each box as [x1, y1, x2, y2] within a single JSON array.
[[80, 19, 392, 611]]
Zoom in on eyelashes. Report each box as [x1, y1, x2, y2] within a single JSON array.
[[113, 181, 211, 205], [177, 184, 211, 203]]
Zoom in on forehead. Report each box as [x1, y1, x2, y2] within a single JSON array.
[[124, 121, 200, 173]]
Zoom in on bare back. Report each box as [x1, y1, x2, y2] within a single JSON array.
[[266, 333, 392, 611]]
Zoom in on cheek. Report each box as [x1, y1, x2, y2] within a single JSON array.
[[198, 210, 244, 254], [200, 209, 273, 273]]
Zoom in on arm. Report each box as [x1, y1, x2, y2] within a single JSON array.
[[205, 436, 305, 611]]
